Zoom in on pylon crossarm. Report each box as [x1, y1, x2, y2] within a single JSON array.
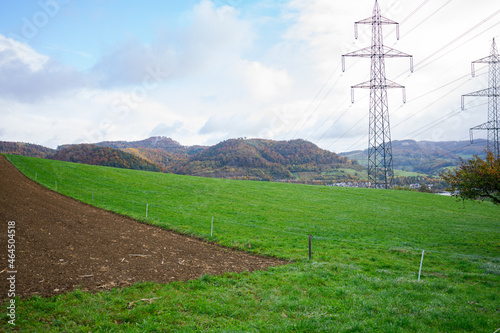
[[342, 47, 373, 72], [343, 47, 374, 59], [472, 55, 500, 64], [470, 38, 500, 76], [343, 46, 413, 73], [385, 79, 405, 90], [351, 80, 404, 90], [471, 121, 496, 131], [355, 20, 399, 39], [461, 88, 493, 110], [472, 56, 500, 77], [343, 46, 411, 58], [470, 121, 493, 143], [383, 46, 412, 58], [349, 84, 371, 103], [350, 82, 371, 103], [350, 80, 406, 103], [355, 14, 398, 25], [462, 87, 497, 99]]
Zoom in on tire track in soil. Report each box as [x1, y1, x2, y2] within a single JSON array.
[[0, 155, 285, 298]]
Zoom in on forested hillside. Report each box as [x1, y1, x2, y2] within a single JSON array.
[[51, 144, 162, 172], [2, 136, 489, 187], [0, 141, 55, 158], [95, 136, 205, 172], [96, 137, 353, 181], [175, 138, 352, 180]]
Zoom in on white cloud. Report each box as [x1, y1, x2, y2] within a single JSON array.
[[199, 112, 272, 139], [150, 121, 184, 138], [91, 0, 253, 87], [241, 60, 292, 102], [271, 0, 500, 152], [0, 35, 49, 71], [0, 35, 86, 103], [2, 0, 499, 153]]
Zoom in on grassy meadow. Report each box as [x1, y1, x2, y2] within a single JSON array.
[[2, 154, 499, 332]]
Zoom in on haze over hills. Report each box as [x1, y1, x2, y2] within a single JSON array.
[[340, 139, 488, 175]]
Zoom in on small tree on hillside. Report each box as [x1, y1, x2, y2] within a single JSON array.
[[441, 150, 500, 205], [418, 184, 433, 193]]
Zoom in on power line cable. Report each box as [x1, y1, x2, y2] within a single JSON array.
[[326, 115, 367, 151], [392, 76, 477, 130], [402, 0, 453, 37], [403, 101, 487, 140], [414, 9, 500, 72], [280, 65, 340, 141], [298, 0, 430, 144], [320, 2, 461, 152], [400, 0, 431, 25], [316, 5, 497, 154], [325, 72, 480, 152], [290, 76, 339, 140]]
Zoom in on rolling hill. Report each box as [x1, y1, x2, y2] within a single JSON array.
[[95, 136, 206, 155], [4, 155, 499, 332], [51, 144, 163, 172], [95, 136, 204, 173], [0, 141, 55, 158], [1, 136, 490, 187], [96, 137, 353, 181], [340, 139, 488, 175]]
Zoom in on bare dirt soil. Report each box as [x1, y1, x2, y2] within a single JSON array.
[[0, 155, 285, 298]]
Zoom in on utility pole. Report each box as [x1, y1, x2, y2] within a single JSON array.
[[462, 38, 500, 158], [342, 0, 413, 189]]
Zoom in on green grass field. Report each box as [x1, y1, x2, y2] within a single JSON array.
[[2, 155, 500, 332]]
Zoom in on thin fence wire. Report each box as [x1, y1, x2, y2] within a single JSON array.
[[6, 154, 500, 265]]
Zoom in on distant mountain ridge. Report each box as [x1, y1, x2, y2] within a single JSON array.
[[340, 139, 488, 175]]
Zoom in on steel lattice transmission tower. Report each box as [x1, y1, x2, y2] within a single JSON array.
[[461, 38, 500, 158], [342, 0, 413, 189]]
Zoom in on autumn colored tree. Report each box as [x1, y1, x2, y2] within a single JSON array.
[[441, 151, 500, 205]]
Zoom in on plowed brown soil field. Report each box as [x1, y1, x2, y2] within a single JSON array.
[[0, 155, 284, 298]]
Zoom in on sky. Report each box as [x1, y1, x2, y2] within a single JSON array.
[[0, 0, 499, 153]]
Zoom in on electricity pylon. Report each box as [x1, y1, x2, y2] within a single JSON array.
[[342, 0, 413, 189], [462, 38, 500, 158]]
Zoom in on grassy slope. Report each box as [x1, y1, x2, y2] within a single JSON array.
[[2, 155, 499, 332]]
